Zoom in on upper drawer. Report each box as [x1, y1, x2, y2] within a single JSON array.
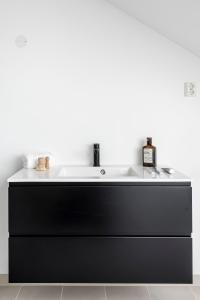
[[9, 184, 192, 236]]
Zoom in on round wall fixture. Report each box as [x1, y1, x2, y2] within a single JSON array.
[[15, 35, 28, 48]]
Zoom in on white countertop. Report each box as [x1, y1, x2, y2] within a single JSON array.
[[7, 165, 191, 183]]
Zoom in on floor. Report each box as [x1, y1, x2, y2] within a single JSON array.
[[0, 286, 200, 300], [0, 276, 199, 300]]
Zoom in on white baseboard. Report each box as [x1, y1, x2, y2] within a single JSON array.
[[194, 274, 200, 285], [0, 275, 7, 285]]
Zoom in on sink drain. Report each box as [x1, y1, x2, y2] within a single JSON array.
[[100, 169, 106, 175]]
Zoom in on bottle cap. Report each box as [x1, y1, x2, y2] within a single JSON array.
[[147, 137, 152, 144]]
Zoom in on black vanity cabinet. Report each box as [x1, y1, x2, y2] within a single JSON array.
[[8, 182, 192, 283]]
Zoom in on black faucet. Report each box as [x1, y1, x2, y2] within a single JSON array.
[[93, 144, 100, 167]]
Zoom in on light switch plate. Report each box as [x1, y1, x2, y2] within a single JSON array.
[[184, 82, 197, 97]]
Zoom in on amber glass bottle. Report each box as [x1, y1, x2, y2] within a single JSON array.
[[143, 137, 156, 167]]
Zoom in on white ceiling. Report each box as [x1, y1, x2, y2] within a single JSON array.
[[107, 0, 200, 57]]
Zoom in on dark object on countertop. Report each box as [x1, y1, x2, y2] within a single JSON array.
[[93, 143, 100, 167], [143, 137, 156, 167]]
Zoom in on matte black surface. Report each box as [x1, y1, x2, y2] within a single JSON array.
[[9, 182, 193, 283], [93, 144, 100, 167], [9, 236, 192, 283], [9, 185, 192, 236]]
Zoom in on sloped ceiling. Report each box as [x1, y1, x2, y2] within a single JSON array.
[[107, 0, 200, 57]]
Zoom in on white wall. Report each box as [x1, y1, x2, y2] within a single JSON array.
[[0, 0, 200, 274]]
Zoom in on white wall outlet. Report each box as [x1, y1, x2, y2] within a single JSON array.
[[15, 35, 28, 48], [184, 82, 197, 97]]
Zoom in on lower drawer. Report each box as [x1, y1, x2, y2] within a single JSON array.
[[9, 237, 192, 283]]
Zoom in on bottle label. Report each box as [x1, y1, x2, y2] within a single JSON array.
[[144, 149, 153, 163]]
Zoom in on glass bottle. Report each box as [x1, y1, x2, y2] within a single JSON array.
[[143, 137, 156, 167]]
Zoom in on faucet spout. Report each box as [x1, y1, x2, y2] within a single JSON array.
[[93, 144, 100, 167]]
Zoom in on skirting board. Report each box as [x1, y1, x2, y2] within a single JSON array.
[[0, 274, 199, 286]]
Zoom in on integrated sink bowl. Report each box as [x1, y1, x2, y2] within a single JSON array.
[[58, 166, 137, 179]]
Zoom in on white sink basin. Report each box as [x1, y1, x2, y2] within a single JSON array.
[[58, 166, 137, 179]]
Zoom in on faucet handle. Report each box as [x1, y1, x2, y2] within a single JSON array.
[[94, 143, 100, 149]]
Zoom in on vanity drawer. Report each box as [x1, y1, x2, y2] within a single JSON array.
[[9, 184, 192, 236], [9, 236, 192, 283]]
